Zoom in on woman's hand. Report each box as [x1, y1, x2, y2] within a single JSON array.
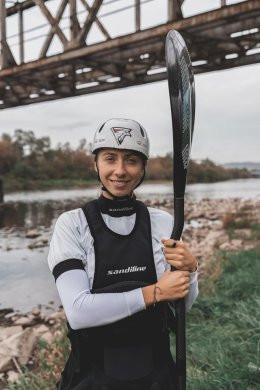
[[142, 270, 190, 306], [156, 270, 190, 302], [161, 238, 198, 272]]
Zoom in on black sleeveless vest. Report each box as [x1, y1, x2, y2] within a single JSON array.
[[57, 199, 175, 390]]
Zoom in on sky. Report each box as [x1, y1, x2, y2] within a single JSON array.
[[1, 0, 259, 163]]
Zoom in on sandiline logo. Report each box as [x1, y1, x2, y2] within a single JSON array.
[[107, 266, 147, 275]]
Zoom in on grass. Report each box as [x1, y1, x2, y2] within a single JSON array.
[[7, 324, 70, 390], [6, 248, 260, 389], [185, 249, 260, 389], [221, 211, 260, 244], [251, 224, 260, 243]]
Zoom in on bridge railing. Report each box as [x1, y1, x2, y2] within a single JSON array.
[[0, 0, 241, 69]]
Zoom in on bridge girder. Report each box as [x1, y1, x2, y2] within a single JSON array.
[[0, 0, 260, 109]]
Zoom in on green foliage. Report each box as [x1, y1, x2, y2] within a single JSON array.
[[251, 224, 260, 242], [146, 156, 252, 182], [185, 250, 260, 389], [187, 158, 252, 183], [0, 130, 253, 189], [1, 130, 95, 183]]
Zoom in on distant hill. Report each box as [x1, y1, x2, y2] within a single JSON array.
[[223, 162, 260, 174]]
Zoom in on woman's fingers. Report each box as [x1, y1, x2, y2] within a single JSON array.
[[164, 253, 183, 260], [167, 260, 183, 269], [163, 246, 184, 255]]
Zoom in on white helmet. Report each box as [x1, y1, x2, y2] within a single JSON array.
[[91, 118, 150, 159]]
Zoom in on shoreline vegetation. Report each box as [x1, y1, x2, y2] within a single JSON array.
[[0, 197, 259, 388], [0, 130, 256, 193]]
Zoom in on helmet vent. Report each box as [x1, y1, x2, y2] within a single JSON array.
[[98, 123, 105, 133], [139, 125, 145, 137]]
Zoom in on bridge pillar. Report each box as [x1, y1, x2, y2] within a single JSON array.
[[0, 0, 6, 69], [135, 0, 141, 31], [19, 6, 24, 64], [168, 0, 183, 22], [0, 178, 4, 204]]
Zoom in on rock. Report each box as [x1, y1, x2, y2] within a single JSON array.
[[25, 229, 41, 239], [230, 239, 243, 248], [31, 307, 41, 317], [0, 327, 37, 372], [219, 239, 243, 251], [10, 316, 19, 322], [13, 315, 35, 326], [233, 229, 251, 239], [54, 330, 62, 337], [40, 331, 54, 344], [0, 326, 23, 342], [46, 310, 65, 323], [244, 244, 255, 250], [7, 370, 20, 383], [0, 355, 13, 373], [3, 311, 16, 320], [219, 242, 231, 250], [28, 237, 48, 249], [203, 231, 229, 247], [34, 324, 49, 335]]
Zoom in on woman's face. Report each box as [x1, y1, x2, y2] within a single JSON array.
[[95, 148, 145, 198]]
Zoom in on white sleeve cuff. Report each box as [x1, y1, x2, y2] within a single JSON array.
[[124, 288, 146, 316], [189, 269, 198, 285]]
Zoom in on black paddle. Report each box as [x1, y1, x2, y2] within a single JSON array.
[[165, 30, 196, 390]]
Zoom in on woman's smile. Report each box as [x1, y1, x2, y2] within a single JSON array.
[[109, 179, 131, 188]]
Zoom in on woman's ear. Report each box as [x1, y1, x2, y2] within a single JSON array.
[[93, 154, 98, 172]]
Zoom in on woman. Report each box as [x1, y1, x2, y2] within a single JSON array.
[[48, 118, 199, 390]]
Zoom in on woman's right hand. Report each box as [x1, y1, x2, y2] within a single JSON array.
[[142, 270, 190, 307]]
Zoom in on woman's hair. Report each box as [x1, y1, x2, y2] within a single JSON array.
[[94, 149, 147, 167]]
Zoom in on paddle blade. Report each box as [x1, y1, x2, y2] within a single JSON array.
[[165, 30, 195, 198]]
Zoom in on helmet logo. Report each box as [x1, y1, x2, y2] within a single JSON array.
[[111, 127, 132, 145]]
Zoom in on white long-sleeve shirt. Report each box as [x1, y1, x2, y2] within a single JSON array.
[[47, 206, 199, 330]]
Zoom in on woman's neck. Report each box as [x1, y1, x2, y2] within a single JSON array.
[[101, 190, 134, 200]]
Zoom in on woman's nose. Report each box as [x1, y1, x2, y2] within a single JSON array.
[[114, 160, 127, 176]]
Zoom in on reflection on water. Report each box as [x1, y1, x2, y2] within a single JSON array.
[[0, 198, 95, 230]]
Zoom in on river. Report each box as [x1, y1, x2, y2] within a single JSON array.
[[0, 178, 259, 315]]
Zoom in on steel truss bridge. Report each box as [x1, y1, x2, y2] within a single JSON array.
[[0, 0, 260, 109]]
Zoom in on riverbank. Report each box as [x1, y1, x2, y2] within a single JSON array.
[[0, 197, 259, 388], [2, 174, 258, 195], [2, 178, 98, 194]]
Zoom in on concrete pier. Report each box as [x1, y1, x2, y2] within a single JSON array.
[[0, 178, 4, 203]]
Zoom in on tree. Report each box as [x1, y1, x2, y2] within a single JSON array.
[[0, 133, 20, 175]]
